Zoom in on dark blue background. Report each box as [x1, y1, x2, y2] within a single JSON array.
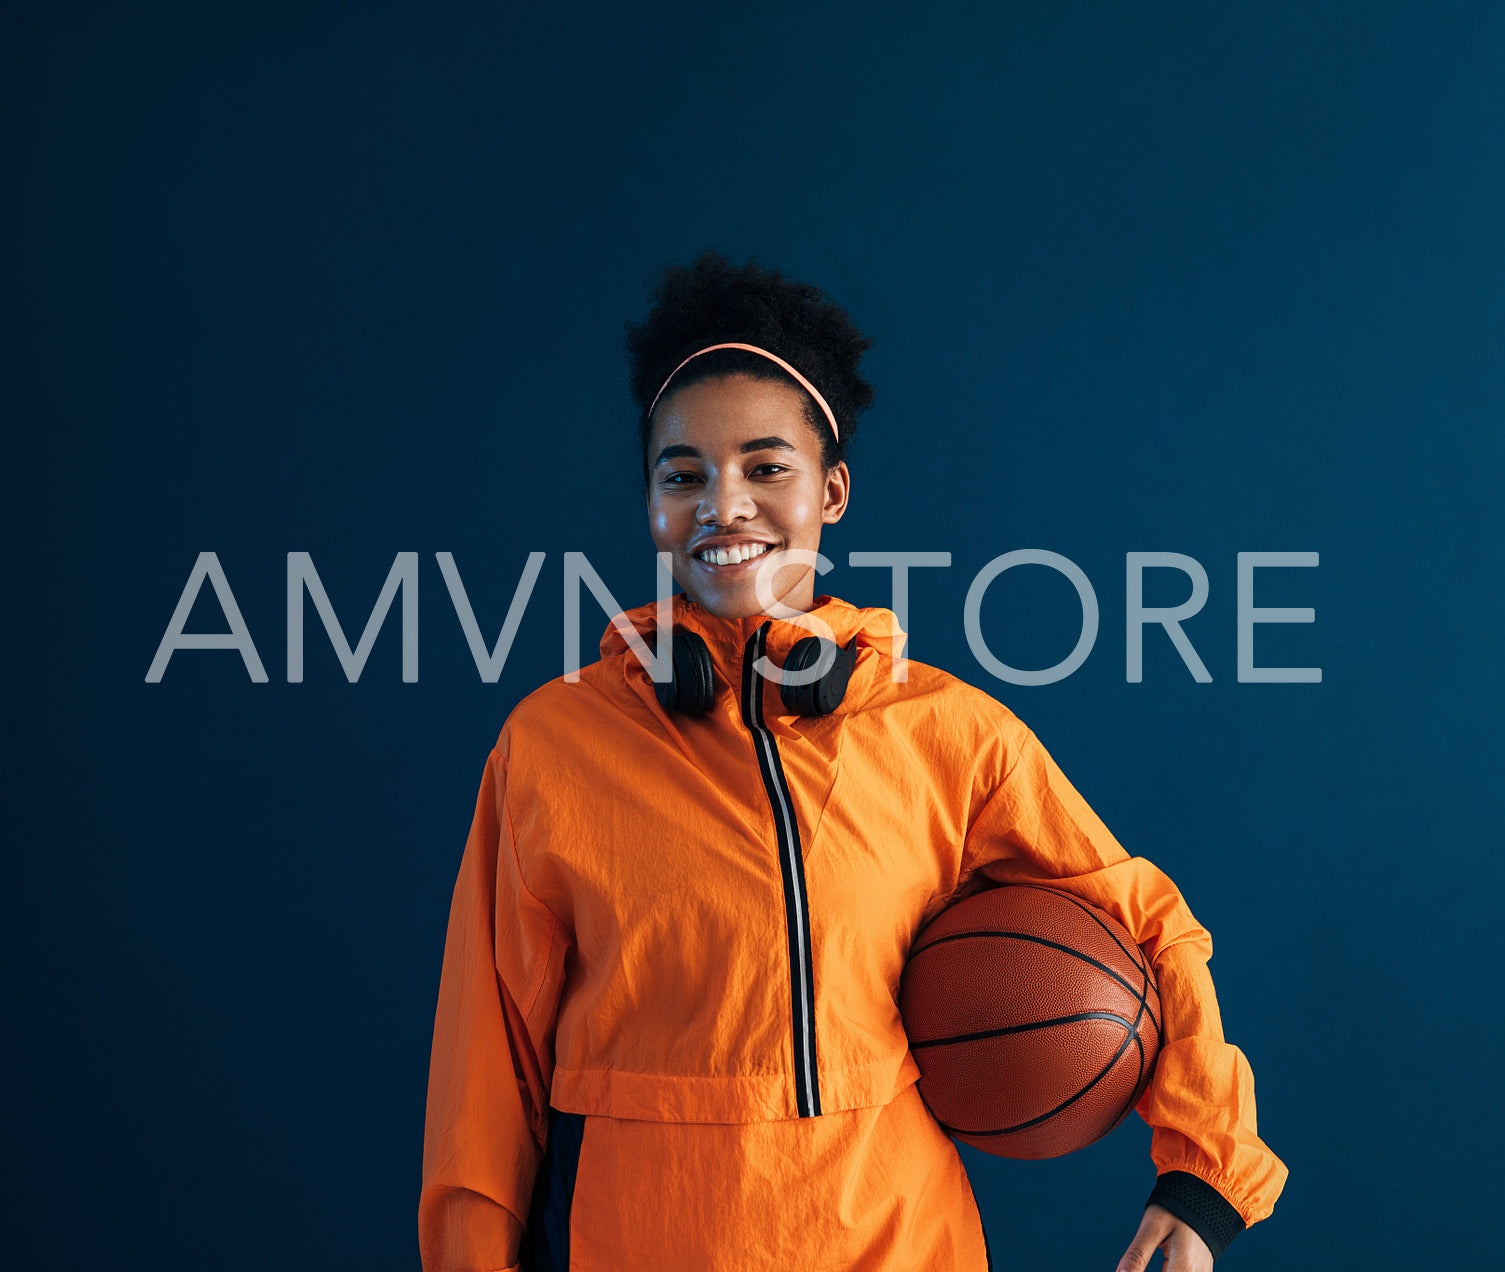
[[7, 1, 1501, 1267]]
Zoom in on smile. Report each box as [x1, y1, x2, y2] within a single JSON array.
[[695, 542, 772, 569]]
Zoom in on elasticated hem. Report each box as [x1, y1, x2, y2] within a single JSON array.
[[1146, 1170, 1246, 1261]]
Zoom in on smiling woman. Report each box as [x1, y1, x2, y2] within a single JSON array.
[[418, 250, 1287, 1272], [630, 252, 869, 622], [646, 374, 850, 618]]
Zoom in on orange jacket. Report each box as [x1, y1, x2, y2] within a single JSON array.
[[420, 593, 1287, 1271]]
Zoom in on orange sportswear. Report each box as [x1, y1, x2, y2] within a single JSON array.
[[420, 593, 1287, 1271]]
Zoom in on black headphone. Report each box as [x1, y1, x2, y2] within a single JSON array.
[[653, 627, 858, 717]]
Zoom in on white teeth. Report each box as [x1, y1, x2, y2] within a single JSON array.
[[700, 543, 768, 566]]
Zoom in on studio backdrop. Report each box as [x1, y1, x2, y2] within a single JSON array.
[[7, 2, 1501, 1268]]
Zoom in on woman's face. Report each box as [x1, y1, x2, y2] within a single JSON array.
[[646, 374, 850, 619]]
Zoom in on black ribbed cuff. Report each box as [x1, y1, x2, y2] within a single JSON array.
[[1145, 1171, 1246, 1261]]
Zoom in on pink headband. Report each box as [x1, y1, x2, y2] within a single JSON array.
[[646, 341, 840, 442]]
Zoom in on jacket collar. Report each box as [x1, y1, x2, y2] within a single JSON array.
[[599, 592, 907, 718], [600, 592, 905, 661]]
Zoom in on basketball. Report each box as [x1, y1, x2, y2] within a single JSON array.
[[899, 883, 1163, 1159]]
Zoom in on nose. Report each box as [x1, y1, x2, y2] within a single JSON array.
[[696, 470, 757, 527]]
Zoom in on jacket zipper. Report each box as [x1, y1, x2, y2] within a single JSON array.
[[741, 622, 822, 1117]]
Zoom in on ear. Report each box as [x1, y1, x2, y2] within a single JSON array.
[[821, 461, 851, 524]]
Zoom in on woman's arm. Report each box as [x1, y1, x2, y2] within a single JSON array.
[[955, 723, 1288, 1261], [419, 739, 573, 1272]]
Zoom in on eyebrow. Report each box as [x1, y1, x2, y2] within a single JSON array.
[[652, 436, 797, 467]]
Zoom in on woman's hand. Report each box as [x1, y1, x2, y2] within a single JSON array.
[[1115, 1204, 1214, 1272]]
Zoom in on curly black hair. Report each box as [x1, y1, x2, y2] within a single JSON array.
[[625, 248, 875, 494]]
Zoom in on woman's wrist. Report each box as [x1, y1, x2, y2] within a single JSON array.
[[1144, 1171, 1246, 1261]]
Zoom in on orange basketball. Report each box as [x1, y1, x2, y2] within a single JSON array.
[[899, 883, 1162, 1159]]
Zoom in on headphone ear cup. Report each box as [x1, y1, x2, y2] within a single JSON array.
[[779, 637, 822, 716], [655, 627, 715, 715], [677, 628, 716, 714], [780, 636, 858, 716]]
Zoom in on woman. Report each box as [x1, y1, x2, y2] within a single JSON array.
[[419, 251, 1287, 1271]]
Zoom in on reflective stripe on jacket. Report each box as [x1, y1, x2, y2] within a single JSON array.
[[420, 593, 1288, 1270]]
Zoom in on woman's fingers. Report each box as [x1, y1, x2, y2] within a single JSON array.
[[1116, 1204, 1173, 1272], [1115, 1204, 1213, 1272]]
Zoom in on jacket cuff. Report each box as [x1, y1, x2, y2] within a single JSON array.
[[1146, 1171, 1246, 1261]]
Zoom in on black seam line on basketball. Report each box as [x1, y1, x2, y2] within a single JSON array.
[[1007, 889, 1162, 1044], [909, 1010, 1136, 1049], [911, 929, 1148, 1008], [998, 883, 1161, 1037], [1002, 883, 1163, 1039], [1128, 994, 1150, 1083], [913, 919, 1159, 1045], [1127, 973, 1149, 1045], [742, 623, 820, 1119], [937, 1018, 1141, 1139]]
